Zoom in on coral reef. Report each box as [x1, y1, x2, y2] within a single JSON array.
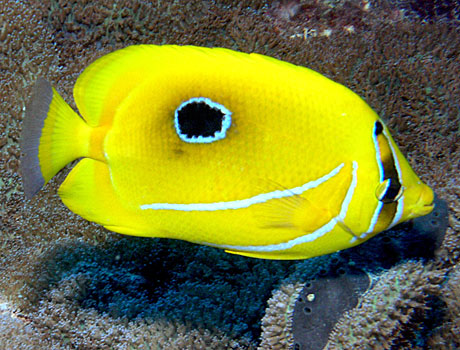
[[10, 237, 295, 348], [283, 195, 449, 350], [1, 301, 256, 350], [326, 261, 445, 349], [377, 0, 460, 23], [427, 262, 460, 349], [258, 282, 304, 350], [292, 266, 371, 350], [0, 0, 459, 349]]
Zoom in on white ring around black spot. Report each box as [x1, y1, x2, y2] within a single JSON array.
[[174, 97, 232, 143]]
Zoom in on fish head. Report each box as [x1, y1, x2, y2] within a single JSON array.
[[366, 119, 434, 233], [376, 145, 434, 227], [395, 162, 434, 222]]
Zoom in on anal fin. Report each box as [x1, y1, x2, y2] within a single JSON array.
[[58, 158, 140, 235], [224, 248, 314, 260]]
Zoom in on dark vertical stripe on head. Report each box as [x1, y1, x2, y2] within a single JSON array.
[[374, 121, 402, 203], [20, 78, 53, 198], [369, 120, 404, 233], [373, 202, 398, 233], [374, 120, 384, 136]]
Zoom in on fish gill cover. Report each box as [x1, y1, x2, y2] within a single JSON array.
[[0, 0, 459, 349]]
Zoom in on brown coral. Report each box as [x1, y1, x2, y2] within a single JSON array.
[[0, 0, 459, 349], [326, 261, 445, 349], [258, 282, 304, 350], [427, 262, 460, 349]]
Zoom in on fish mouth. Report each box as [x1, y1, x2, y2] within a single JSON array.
[[409, 184, 434, 219]]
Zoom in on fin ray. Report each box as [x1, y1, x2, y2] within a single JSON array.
[[255, 163, 353, 234], [21, 78, 90, 198]]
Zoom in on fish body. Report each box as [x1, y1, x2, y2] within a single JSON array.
[[20, 45, 434, 260]]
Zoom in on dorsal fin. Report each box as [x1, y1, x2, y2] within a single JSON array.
[[73, 45, 333, 127], [74, 45, 159, 127]]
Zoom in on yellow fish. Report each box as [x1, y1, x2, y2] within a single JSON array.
[[20, 45, 434, 260]]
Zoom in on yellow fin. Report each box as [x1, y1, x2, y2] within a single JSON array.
[[255, 164, 354, 236], [224, 248, 312, 260], [21, 78, 90, 198], [73, 44, 324, 127], [74, 45, 164, 127], [58, 158, 140, 235]]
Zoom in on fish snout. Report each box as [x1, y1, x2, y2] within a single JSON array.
[[408, 183, 434, 219]]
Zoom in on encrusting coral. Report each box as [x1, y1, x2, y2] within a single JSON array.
[[258, 282, 304, 350], [427, 262, 460, 349], [326, 261, 445, 349], [0, 0, 459, 349], [292, 265, 371, 350]]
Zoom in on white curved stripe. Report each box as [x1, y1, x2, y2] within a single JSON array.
[[206, 218, 337, 253], [368, 124, 384, 235], [366, 201, 383, 236], [365, 126, 405, 236], [389, 197, 404, 228], [140, 163, 344, 211], [372, 124, 385, 182], [203, 161, 358, 253], [338, 161, 358, 221]]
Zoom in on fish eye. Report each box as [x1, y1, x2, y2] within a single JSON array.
[[375, 178, 403, 203], [174, 97, 232, 143]]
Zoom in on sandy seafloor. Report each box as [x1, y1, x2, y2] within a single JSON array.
[[0, 1, 459, 349]]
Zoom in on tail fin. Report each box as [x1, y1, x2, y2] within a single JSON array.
[[20, 78, 90, 198]]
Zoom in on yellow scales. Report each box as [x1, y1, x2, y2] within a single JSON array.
[[20, 45, 434, 259]]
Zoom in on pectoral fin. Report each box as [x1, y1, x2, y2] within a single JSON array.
[[257, 162, 353, 235]]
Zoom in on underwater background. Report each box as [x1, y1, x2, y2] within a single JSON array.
[[0, 0, 459, 349]]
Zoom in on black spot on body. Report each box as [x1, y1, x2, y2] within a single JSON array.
[[177, 101, 224, 138]]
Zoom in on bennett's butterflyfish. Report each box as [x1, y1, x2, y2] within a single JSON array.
[[20, 45, 434, 260]]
